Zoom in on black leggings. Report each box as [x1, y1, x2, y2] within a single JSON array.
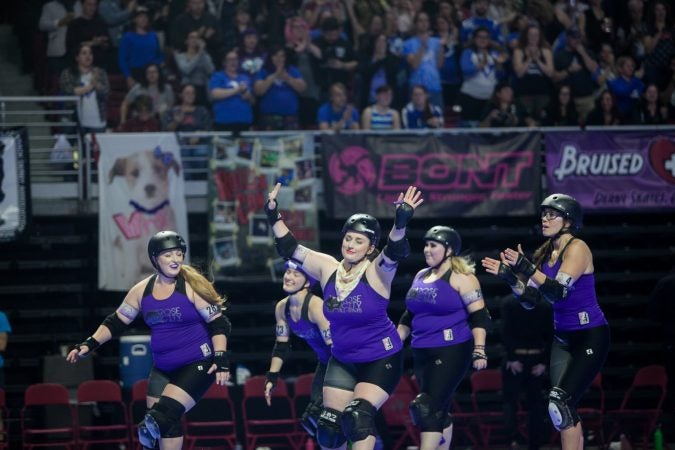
[[147, 360, 216, 403], [413, 341, 473, 417], [550, 325, 611, 406]]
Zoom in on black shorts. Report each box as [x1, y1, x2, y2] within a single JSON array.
[[323, 351, 403, 395], [147, 359, 215, 402]]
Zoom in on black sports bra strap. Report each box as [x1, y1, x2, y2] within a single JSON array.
[[301, 291, 313, 321], [558, 237, 577, 260], [176, 275, 187, 295], [142, 274, 157, 298]]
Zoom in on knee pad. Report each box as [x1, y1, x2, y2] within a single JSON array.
[[316, 407, 347, 449], [144, 396, 186, 439], [342, 398, 377, 443], [548, 387, 580, 431], [300, 399, 323, 437], [409, 393, 445, 432]]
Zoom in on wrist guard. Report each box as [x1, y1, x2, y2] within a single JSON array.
[[264, 200, 281, 226], [383, 237, 410, 262], [265, 371, 280, 390], [497, 262, 519, 287], [512, 253, 537, 278], [73, 336, 100, 356], [394, 202, 415, 229], [213, 351, 229, 372]]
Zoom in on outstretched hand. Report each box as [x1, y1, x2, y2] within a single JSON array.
[[481, 253, 506, 276], [395, 186, 424, 210], [503, 243, 525, 267], [267, 182, 281, 209], [65, 346, 88, 363]]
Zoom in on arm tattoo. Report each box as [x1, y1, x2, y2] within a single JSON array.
[[461, 288, 483, 305], [117, 302, 139, 321]]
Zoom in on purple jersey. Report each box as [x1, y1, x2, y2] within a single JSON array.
[[323, 271, 402, 363], [141, 275, 213, 372], [405, 268, 472, 348], [540, 245, 607, 331], [284, 294, 332, 364]]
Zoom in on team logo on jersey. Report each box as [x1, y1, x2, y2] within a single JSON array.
[[200, 343, 212, 357], [578, 311, 589, 325], [443, 328, 454, 341], [382, 337, 393, 350]]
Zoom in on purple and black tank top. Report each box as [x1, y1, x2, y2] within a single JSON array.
[[140, 275, 213, 372], [284, 293, 332, 364], [323, 271, 402, 363], [405, 268, 473, 348], [539, 239, 607, 331]]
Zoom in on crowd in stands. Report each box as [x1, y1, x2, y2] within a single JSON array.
[[23, 0, 675, 132]]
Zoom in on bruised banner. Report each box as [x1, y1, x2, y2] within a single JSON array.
[[0, 128, 30, 242], [208, 134, 319, 281], [322, 132, 540, 218], [545, 131, 675, 211], [97, 133, 189, 290]]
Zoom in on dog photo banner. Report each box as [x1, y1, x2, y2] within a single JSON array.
[[208, 133, 319, 281], [322, 132, 540, 218], [97, 133, 189, 291], [545, 131, 675, 212], [0, 128, 31, 242]]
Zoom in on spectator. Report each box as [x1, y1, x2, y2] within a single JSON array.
[[285, 16, 322, 128], [643, 0, 675, 90], [117, 94, 160, 131], [317, 82, 360, 131], [436, 14, 462, 111], [553, 27, 599, 122], [512, 24, 554, 119], [313, 16, 358, 98], [238, 28, 266, 78], [0, 311, 12, 389], [362, 85, 401, 130], [223, 3, 253, 50], [120, 63, 174, 125], [636, 83, 669, 124], [505, 14, 529, 52], [208, 49, 254, 133], [585, 89, 621, 126], [403, 11, 444, 110], [60, 43, 110, 133], [479, 82, 532, 128], [161, 84, 212, 132], [66, 0, 112, 70], [401, 84, 443, 129], [173, 30, 215, 106], [593, 43, 619, 92], [301, 0, 343, 30], [616, 0, 648, 67], [356, 13, 386, 54], [118, 6, 164, 89], [607, 55, 645, 120], [253, 0, 302, 47], [662, 55, 675, 113], [171, 0, 221, 59], [39, 0, 82, 75], [358, 33, 402, 110], [458, 26, 507, 127], [254, 46, 307, 130], [540, 84, 579, 127], [98, 0, 136, 48], [584, 0, 614, 53], [460, 0, 501, 46]]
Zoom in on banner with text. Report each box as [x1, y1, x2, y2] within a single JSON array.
[[0, 128, 30, 242], [208, 134, 319, 281], [545, 131, 675, 211], [97, 133, 189, 291], [322, 132, 540, 218]]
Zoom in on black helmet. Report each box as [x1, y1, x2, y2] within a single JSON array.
[[423, 226, 462, 254], [341, 213, 381, 246], [541, 193, 583, 229], [148, 230, 187, 269]]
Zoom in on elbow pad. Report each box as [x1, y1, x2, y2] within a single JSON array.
[[540, 277, 568, 304], [516, 286, 542, 310], [272, 340, 291, 361], [275, 232, 298, 259], [398, 309, 413, 328], [207, 314, 232, 338], [102, 312, 128, 338], [383, 237, 411, 262], [468, 307, 491, 331]]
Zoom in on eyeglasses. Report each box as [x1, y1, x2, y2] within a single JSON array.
[[540, 209, 563, 220]]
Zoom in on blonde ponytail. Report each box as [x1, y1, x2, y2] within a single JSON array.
[[180, 265, 226, 307]]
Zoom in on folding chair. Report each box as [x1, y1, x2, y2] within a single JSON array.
[[293, 372, 317, 448], [242, 375, 300, 450], [470, 369, 510, 448], [380, 378, 418, 450], [606, 365, 668, 450], [184, 382, 238, 450], [21, 383, 77, 450], [76, 380, 130, 450], [129, 379, 149, 450]]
